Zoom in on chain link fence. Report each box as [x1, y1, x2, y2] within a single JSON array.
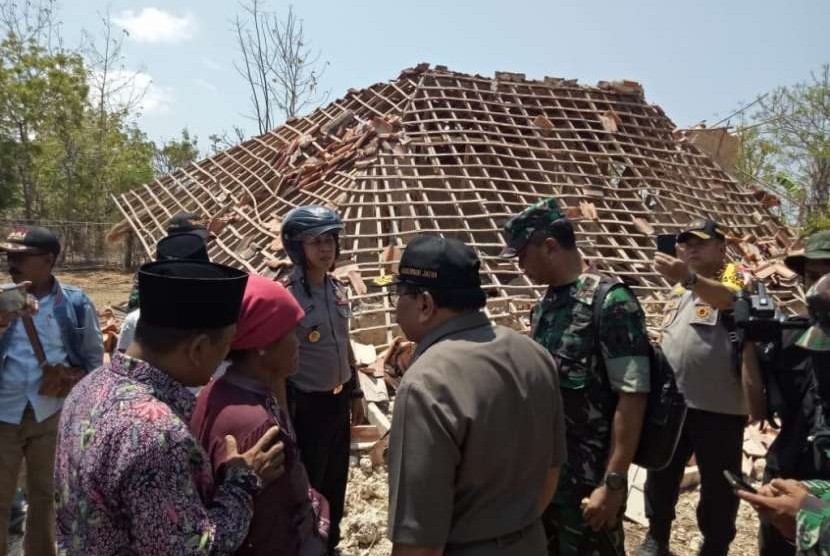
[[0, 219, 145, 270]]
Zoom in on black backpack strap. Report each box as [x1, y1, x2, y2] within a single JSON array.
[[591, 280, 622, 343], [589, 279, 624, 386]]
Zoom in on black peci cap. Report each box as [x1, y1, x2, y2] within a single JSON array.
[[155, 232, 210, 262], [394, 235, 482, 292], [166, 212, 210, 240], [138, 261, 248, 329]]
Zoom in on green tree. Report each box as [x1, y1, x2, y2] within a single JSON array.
[[0, 2, 157, 223], [0, 32, 88, 218], [153, 128, 199, 175], [736, 66, 830, 231]]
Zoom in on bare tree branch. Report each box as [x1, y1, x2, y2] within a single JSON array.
[[232, 1, 328, 134]]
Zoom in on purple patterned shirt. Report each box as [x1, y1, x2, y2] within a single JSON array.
[[55, 353, 261, 555]]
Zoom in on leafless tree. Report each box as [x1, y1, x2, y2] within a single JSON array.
[[233, 0, 328, 134], [208, 126, 248, 154], [81, 9, 147, 118], [0, 0, 61, 50]]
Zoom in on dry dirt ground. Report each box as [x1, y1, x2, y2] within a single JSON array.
[[341, 458, 761, 556], [55, 268, 135, 310], [9, 270, 762, 556]]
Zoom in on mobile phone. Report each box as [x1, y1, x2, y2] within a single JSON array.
[[0, 283, 27, 313], [723, 470, 757, 494], [656, 234, 677, 257]]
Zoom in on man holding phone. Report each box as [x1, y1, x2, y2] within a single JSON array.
[[636, 218, 765, 556], [0, 226, 103, 555]]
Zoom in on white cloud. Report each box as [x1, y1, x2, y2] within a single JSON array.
[[114, 7, 197, 44], [192, 78, 218, 93], [91, 69, 174, 115]]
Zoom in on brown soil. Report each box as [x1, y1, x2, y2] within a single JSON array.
[[54, 268, 134, 311]]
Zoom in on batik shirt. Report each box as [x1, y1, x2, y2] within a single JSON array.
[[54, 352, 261, 555], [531, 273, 650, 495], [798, 480, 830, 555]]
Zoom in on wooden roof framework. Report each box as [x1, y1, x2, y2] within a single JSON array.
[[113, 64, 799, 349]]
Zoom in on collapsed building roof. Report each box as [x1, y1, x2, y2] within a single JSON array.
[[111, 64, 801, 349]]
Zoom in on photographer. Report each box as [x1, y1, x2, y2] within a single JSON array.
[[756, 231, 830, 556], [740, 273, 830, 555]]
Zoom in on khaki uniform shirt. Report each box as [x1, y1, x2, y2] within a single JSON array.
[[284, 267, 352, 393], [660, 283, 748, 416], [388, 312, 566, 555]]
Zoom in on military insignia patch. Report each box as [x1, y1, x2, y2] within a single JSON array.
[[372, 275, 395, 286]]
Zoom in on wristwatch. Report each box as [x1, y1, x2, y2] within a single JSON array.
[[604, 472, 627, 491], [682, 271, 699, 289]]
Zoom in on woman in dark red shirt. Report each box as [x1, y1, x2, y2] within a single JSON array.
[[191, 274, 329, 556]]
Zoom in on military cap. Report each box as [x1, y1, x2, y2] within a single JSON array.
[[797, 274, 830, 352], [138, 260, 248, 329], [784, 230, 830, 276], [0, 226, 61, 257], [394, 235, 482, 292], [677, 218, 727, 243], [499, 197, 566, 258]]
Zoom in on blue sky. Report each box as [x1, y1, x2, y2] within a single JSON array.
[[58, 0, 829, 152]]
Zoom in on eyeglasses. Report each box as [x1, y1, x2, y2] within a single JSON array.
[[386, 283, 425, 305], [302, 234, 336, 248]]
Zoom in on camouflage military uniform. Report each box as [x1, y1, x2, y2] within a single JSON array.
[[798, 275, 830, 352], [797, 480, 830, 555], [501, 198, 651, 556]]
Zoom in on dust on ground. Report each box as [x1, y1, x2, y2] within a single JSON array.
[[342, 458, 761, 556], [55, 268, 134, 310]]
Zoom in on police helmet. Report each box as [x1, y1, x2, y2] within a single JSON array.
[[281, 206, 343, 264]]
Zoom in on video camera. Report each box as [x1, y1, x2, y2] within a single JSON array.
[[733, 281, 809, 344]]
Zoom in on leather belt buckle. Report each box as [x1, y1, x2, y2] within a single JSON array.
[[332, 384, 344, 395]]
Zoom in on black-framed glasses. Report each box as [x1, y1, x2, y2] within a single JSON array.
[[386, 283, 425, 305]]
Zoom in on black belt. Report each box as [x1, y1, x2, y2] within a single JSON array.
[[290, 382, 349, 397], [445, 520, 538, 551]]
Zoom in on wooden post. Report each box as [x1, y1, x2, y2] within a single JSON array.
[[123, 232, 134, 270]]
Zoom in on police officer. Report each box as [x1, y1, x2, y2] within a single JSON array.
[[756, 230, 830, 555], [638, 218, 764, 556], [501, 198, 651, 556], [280, 206, 363, 556], [739, 274, 830, 555], [386, 235, 567, 556]]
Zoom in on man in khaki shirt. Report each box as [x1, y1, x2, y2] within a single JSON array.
[[636, 218, 764, 556], [387, 235, 567, 556]]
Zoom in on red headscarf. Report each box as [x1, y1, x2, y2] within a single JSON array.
[[231, 274, 304, 351]]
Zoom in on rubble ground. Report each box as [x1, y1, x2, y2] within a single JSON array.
[[342, 456, 761, 556]]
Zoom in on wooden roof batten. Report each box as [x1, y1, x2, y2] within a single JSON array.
[[112, 64, 800, 349]]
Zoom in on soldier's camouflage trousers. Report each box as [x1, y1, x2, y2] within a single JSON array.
[[543, 472, 626, 556]]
